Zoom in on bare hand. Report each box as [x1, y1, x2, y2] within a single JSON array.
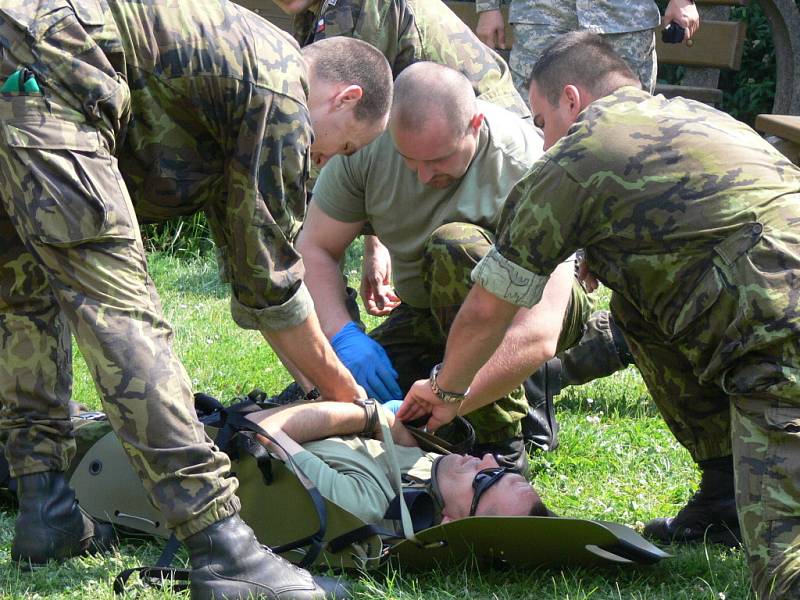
[[476, 10, 506, 49], [577, 259, 600, 293], [360, 237, 401, 316], [664, 0, 700, 41], [396, 379, 460, 433]]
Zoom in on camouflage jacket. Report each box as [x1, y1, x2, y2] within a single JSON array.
[[475, 0, 661, 34], [292, 0, 529, 117], [474, 86, 800, 358], [4, 0, 315, 330]]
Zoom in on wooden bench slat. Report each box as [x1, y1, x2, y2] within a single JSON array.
[[755, 114, 800, 144], [654, 83, 724, 105], [655, 19, 746, 70]]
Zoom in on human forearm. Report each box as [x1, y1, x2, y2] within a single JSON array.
[[459, 260, 573, 414], [299, 244, 354, 338], [262, 312, 362, 402], [248, 400, 376, 445], [436, 285, 519, 393]]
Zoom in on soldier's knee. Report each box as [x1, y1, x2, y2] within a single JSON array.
[[423, 222, 492, 269]]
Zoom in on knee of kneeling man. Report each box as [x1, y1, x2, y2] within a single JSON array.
[[424, 223, 493, 264]]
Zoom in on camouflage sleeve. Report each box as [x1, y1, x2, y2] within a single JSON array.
[[473, 157, 593, 305], [211, 87, 315, 331], [472, 247, 551, 307], [475, 0, 507, 12]]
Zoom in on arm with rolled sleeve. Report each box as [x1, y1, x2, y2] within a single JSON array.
[[299, 153, 403, 403], [214, 86, 362, 402], [400, 158, 593, 427]]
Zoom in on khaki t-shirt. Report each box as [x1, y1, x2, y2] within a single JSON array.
[[293, 436, 437, 530], [312, 101, 543, 308]]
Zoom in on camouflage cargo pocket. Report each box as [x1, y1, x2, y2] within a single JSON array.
[[1, 99, 136, 246]]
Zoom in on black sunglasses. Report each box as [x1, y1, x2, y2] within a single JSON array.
[[469, 466, 511, 517]]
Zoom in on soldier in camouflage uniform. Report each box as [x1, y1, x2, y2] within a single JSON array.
[[0, 0, 393, 596], [298, 63, 590, 468], [272, 0, 530, 118], [270, 0, 635, 448], [475, 0, 700, 96], [399, 33, 800, 598]]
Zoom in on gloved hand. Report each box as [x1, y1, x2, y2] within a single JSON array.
[[330, 322, 403, 403]]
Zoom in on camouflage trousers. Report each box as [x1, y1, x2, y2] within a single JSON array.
[[0, 11, 238, 540], [509, 23, 656, 96], [353, 222, 591, 443], [612, 224, 800, 599]]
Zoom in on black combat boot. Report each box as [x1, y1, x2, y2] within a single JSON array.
[[11, 471, 116, 565], [185, 514, 350, 600], [521, 358, 562, 453], [643, 456, 741, 547], [559, 311, 635, 387]]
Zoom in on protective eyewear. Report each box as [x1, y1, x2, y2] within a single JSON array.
[[469, 466, 511, 517]]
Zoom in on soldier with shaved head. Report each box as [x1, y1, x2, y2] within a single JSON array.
[[298, 62, 593, 470]]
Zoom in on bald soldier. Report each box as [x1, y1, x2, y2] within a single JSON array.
[[0, 0, 392, 597], [298, 62, 590, 468], [399, 32, 800, 599], [271, 0, 633, 452]]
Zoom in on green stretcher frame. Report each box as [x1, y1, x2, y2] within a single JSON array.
[[68, 427, 670, 571]]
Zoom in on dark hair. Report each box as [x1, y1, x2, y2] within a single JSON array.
[[528, 489, 551, 517], [302, 37, 393, 123], [529, 31, 641, 105]]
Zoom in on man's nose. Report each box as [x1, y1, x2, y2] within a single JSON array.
[[314, 153, 330, 168], [417, 163, 435, 184], [479, 453, 499, 469]]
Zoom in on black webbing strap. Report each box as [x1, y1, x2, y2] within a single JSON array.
[[113, 396, 329, 595], [220, 408, 329, 565], [326, 488, 436, 554], [112, 535, 189, 595]]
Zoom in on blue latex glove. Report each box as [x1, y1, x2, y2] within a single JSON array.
[[330, 321, 403, 403], [383, 400, 404, 415]]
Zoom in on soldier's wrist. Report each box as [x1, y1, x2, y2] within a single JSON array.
[[429, 363, 469, 405]]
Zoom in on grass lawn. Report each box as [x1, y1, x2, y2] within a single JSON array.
[[0, 251, 753, 599]]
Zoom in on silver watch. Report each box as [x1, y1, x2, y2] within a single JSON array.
[[429, 363, 469, 404]]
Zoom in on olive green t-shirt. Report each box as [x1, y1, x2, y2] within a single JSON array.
[[312, 101, 543, 308], [293, 436, 437, 531]]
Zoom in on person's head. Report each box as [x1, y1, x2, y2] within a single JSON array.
[[431, 453, 547, 521], [270, 0, 318, 14], [528, 31, 641, 150], [389, 62, 484, 189], [303, 38, 393, 167]]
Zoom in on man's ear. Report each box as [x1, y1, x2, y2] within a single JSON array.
[[333, 84, 363, 111], [563, 84, 585, 119]]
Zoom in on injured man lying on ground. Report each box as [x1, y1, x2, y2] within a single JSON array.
[[245, 400, 549, 526]]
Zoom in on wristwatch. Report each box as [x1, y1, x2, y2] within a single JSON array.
[[429, 363, 469, 404]]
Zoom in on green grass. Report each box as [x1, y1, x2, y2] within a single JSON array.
[[0, 251, 752, 599]]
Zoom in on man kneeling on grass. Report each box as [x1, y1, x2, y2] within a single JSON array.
[[246, 400, 548, 526]]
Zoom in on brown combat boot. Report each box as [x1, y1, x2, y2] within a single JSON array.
[[11, 471, 116, 566], [643, 456, 741, 547]]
